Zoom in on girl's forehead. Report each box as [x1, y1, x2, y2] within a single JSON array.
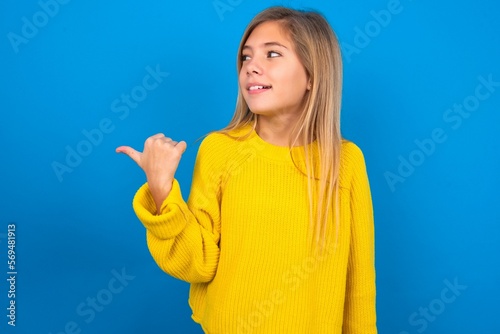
[[245, 21, 292, 47]]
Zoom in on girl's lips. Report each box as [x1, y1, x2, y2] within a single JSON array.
[[247, 87, 271, 94], [247, 84, 272, 94]]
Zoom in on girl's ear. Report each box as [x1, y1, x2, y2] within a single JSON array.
[[307, 81, 312, 90]]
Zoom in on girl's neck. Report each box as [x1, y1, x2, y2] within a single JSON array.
[[255, 114, 304, 147]]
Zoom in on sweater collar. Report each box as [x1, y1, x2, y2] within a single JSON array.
[[228, 124, 319, 164]]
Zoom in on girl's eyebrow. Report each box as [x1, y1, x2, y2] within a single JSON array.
[[242, 42, 288, 51]]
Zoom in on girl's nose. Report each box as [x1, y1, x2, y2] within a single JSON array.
[[246, 58, 262, 75]]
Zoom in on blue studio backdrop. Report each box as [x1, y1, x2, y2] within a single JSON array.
[[1, 0, 499, 333]]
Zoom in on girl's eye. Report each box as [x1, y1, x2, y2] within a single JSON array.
[[241, 54, 250, 61], [268, 51, 281, 58]]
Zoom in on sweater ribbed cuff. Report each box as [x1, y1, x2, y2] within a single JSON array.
[[132, 180, 188, 239]]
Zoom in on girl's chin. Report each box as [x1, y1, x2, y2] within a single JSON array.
[[247, 107, 276, 115]]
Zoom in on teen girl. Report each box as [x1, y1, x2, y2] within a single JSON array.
[[117, 6, 377, 333]]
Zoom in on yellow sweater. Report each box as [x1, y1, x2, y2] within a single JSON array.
[[133, 125, 377, 333]]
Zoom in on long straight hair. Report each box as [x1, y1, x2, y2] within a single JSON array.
[[220, 7, 343, 248]]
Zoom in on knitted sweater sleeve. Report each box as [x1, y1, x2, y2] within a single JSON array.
[[132, 136, 221, 283], [342, 143, 378, 333]]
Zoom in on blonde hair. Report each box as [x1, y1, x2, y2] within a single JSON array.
[[220, 6, 343, 248]]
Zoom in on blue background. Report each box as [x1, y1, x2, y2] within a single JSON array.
[[1, 0, 499, 333]]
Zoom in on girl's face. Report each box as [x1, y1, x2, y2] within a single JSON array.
[[239, 21, 310, 119]]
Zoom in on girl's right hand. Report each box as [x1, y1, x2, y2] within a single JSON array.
[[116, 134, 187, 214]]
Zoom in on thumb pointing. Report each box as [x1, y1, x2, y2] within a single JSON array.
[[175, 141, 187, 155], [116, 146, 142, 166]]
